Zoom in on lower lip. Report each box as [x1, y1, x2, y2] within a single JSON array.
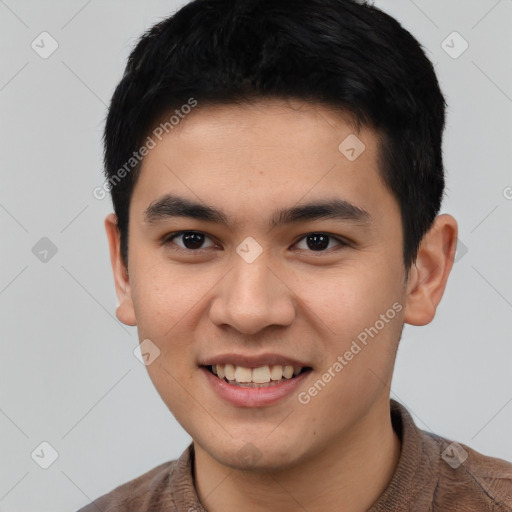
[[201, 367, 311, 407]]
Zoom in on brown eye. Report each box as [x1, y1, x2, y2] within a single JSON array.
[[294, 233, 346, 252], [165, 231, 216, 251]]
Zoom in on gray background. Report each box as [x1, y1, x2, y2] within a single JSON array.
[[0, 0, 511, 510]]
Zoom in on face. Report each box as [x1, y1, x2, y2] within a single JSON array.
[[108, 100, 422, 471]]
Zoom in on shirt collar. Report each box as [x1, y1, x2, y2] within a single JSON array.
[[369, 399, 440, 511]]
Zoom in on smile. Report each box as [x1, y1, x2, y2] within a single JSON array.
[[207, 363, 310, 387]]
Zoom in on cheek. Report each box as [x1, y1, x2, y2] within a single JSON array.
[[130, 258, 206, 335], [302, 261, 402, 333], [304, 263, 404, 396], [129, 256, 228, 379]]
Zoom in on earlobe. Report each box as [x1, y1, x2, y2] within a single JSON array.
[[403, 214, 458, 326], [104, 213, 137, 327]]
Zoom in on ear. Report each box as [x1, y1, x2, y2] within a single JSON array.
[[403, 214, 458, 326], [105, 213, 137, 326]]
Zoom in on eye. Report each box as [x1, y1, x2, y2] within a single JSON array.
[[163, 231, 217, 251], [294, 233, 347, 252], [162, 231, 349, 254]]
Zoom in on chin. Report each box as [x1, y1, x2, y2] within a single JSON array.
[[203, 435, 311, 473]]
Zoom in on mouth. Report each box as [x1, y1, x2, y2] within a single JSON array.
[[204, 363, 313, 388]]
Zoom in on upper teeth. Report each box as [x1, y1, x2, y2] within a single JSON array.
[[212, 364, 303, 383]]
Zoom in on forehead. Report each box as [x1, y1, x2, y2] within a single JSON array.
[[131, 100, 397, 227]]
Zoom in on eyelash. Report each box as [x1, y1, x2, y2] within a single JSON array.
[[161, 231, 349, 254]]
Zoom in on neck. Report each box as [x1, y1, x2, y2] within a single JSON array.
[[193, 398, 401, 512]]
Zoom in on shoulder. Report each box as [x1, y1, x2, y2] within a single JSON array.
[[75, 458, 178, 512], [425, 431, 512, 511], [384, 400, 512, 511]]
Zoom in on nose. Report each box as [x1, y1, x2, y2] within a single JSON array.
[[209, 253, 296, 335]]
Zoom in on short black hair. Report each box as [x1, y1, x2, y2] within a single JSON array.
[[103, 0, 447, 272]]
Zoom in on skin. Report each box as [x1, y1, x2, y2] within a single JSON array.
[[105, 99, 458, 512]]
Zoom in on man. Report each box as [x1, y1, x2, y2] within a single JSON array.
[[79, 0, 512, 510]]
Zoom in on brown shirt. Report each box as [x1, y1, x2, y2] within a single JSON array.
[[76, 400, 512, 511]]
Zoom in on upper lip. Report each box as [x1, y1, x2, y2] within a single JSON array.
[[199, 353, 311, 368]]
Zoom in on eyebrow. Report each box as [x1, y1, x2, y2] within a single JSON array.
[[143, 194, 371, 229]]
